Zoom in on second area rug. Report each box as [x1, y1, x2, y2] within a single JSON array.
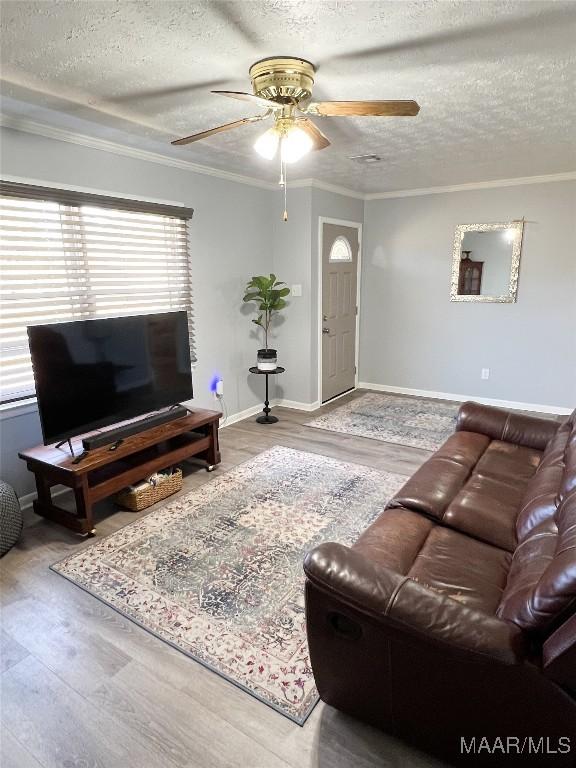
[[306, 392, 459, 451], [51, 446, 406, 724]]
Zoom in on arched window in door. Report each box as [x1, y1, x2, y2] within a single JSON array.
[[329, 235, 353, 262]]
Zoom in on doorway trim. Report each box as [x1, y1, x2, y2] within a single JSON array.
[[317, 216, 363, 406]]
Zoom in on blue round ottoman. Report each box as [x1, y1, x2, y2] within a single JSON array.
[[0, 481, 22, 556]]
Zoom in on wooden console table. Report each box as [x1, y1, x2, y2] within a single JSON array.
[[18, 408, 221, 536]]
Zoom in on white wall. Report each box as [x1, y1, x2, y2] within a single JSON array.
[[269, 185, 364, 405], [270, 187, 313, 405], [0, 126, 275, 496], [360, 180, 576, 409]]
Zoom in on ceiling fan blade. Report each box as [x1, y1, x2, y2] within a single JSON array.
[[171, 114, 267, 146], [297, 118, 330, 150], [305, 100, 420, 117], [212, 90, 279, 110]]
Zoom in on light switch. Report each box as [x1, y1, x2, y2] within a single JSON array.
[[291, 284, 302, 297]]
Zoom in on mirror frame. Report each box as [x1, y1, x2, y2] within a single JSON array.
[[450, 220, 524, 303]]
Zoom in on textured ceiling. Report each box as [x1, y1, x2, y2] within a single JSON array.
[[1, 0, 576, 193]]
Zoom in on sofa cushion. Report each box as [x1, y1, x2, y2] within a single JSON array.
[[538, 418, 572, 471], [407, 527, 512, 614], [443, 475, 521, 552], [390, 433, 541, 551], [456, 401, 560, 450], [515, 417, 573, 541], [354, 509, 512, 615], [496, 521, 557, 630], [474, 440, 542, 482], [516, 464, 566, 542], [441, 440, 542, 552], [389, 431, 490, 521], [353, 508, 435, 574], [559, 424, 576, 503], [533, 491, 576, 624], [498, 474, 576, 633]]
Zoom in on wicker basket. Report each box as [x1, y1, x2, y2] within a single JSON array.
[[115, 469, 183, 512]]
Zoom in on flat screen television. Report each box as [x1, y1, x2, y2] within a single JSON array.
[[28, 311, 193, 445]]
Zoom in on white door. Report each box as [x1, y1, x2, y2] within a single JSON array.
[[321, 222, 359, 403]]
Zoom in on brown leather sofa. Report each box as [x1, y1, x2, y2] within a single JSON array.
[[304, 402, 576, 766]]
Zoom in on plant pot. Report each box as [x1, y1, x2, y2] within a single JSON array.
[[257, 348, 277, 372]]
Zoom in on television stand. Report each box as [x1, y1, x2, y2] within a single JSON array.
[[18, 408, 221, 536]]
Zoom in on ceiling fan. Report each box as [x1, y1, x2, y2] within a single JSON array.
[[171, 56, 420, 164]]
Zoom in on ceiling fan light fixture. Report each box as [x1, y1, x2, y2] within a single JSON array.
[[280, 126, 313, 164], [254, 122, 313, 164], [254, 126, 280, 159]]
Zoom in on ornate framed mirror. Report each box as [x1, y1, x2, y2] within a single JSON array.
[[450, 220, 524, 303]]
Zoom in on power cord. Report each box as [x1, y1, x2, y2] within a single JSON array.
[[216, 393, 228, 426]]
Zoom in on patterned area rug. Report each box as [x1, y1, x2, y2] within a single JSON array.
[[51, 446, 406, 724], [306, 392, 459, 451]]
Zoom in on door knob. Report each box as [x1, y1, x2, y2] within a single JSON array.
[[322, 327, 330, 334]]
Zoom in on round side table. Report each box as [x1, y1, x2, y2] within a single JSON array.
[[249, 366, 285, 424]]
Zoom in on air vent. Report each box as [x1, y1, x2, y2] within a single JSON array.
[[348, 154, 382, 164]]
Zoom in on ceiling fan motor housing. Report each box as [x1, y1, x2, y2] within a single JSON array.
[[249, 57, 315, 104]]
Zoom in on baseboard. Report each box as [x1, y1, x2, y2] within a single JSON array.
[[318, 388, 357, 407], [275, 399, 321, 412], [220, 403, 264, 428], [18, 491, 37, 510], [221, 399, 321, 426], [18, 485, 70, 512], [357, 382, 573, 416]]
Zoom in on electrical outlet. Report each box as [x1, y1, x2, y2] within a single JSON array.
[[481, 368, 490, 380], [291, 284, 302, 297], [215, 379, 224, 397]]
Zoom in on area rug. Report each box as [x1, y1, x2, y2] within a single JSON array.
[[306, 392, 459, 451], [51, 445, 406, 724]]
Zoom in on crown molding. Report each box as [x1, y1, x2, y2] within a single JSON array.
[[289, 178, 365, 200], [364, 171, 576, 200], [2, 115, 574, 201], [0, 114, 278, 191], [0, 115, 366, 199], [261, 172, 576, 200]]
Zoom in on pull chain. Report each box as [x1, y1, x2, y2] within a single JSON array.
[[278, 145, 288, 221], [283, 161, 288, 222]]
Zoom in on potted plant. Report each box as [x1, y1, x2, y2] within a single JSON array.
[[243, 274, 289, 371]]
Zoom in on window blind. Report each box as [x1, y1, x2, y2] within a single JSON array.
[[0, 184, 195, 404]]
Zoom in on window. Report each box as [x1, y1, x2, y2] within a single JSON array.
[[0, 182, 194, 404], [329, 235, 352, 262]]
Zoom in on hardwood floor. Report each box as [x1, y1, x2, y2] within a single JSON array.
[[4, 389, 547, 768]]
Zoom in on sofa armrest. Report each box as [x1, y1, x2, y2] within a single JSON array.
[[456, 401, 559, 451], [304, 542, 527, 665]]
